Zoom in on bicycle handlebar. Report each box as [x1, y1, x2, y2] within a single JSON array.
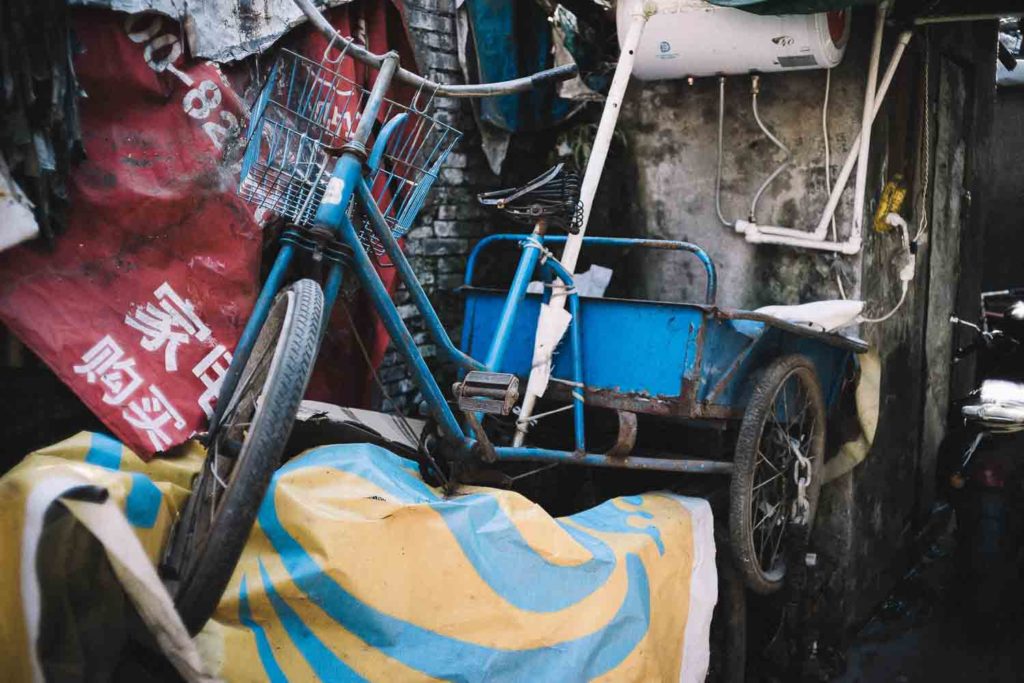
[[293, 0, 578, 98]]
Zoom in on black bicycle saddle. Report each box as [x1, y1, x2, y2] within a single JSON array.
[[477, 163, 583, 234]]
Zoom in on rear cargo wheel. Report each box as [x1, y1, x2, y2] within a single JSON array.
[[729, 354, 825, 595], [165, 279, 323, 635]]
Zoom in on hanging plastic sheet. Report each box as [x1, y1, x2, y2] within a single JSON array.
[[457, 0, 576, 173], [66, 0, 355, 62], [0, 434, 717, 681]]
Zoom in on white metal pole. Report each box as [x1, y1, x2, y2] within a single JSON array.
[[851, 1, 889, 245], [513, 3, 650, 447], [558, 10, 647, 276], [744, 29, 912, 249]]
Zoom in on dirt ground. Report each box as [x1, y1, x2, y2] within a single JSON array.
[[836, 531, 1024, 682]]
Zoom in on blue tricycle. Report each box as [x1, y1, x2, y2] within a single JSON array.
[[161, 2, 867, 634]]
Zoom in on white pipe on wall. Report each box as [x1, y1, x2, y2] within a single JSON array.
[[851, 1, 889, 248], [737, 28, 913, 253]]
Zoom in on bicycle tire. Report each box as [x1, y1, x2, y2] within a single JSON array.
[[729, 354, 825, 595], [171, 278, 323, 634]]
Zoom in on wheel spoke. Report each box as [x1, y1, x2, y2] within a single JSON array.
[[735, 360, 825, 588], [218, 347, 272, 428], [753, 470, 785, 492], [757, 448, 782, 475], [766, 513, 787, 569], [753, 503, 779, 532]]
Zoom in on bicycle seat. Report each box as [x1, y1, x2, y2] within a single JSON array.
[[477, 163, 583, 233]]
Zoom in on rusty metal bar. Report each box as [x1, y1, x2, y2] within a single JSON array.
[[493, 446, 734, 474]]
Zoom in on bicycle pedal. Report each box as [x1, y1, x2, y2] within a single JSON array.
[[453, 371, 519, 416]]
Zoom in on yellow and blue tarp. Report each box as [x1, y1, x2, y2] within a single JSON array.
[[1, 433, 717, 682]]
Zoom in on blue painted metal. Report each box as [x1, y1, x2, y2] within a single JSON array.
[[708, 319, 854, 411], [538, 253, 586, 451], [236, 48, 861, 472], [322, 262, 345, 330], [483, 233, 544, 370], [461, 289, 857, 418], [357, 177, 484, 372], [463, 290, 705, 401], [568, 294, 585, 451], [314, 155, 362, 233], [240, 63, 278, 184], [210, 244, 296, 435], [335, 209, 468, 445], [367, 113, 409, 173], [364, 111, 459, 238], [465, 234, 718, 305]]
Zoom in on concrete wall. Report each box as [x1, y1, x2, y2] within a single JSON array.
[[981, 87, 1024, 291], [615, 15, 872, 308], [611, 9, 997, 640]]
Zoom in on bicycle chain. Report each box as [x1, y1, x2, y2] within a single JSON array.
[[791, 437, 812, 525]]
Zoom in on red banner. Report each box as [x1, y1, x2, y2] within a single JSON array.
[[0, 5, 411, 459], [0, 10, 260, 458]]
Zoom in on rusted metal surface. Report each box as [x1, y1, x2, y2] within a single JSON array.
[[546, 382, 743, 421], [605, 410, 638, 458], [494, 446, 736, 474], [680, 317, 707, 409], [704, 336, 758, 405]]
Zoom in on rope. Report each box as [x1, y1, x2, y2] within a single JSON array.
[[914, 29, 931, 243]]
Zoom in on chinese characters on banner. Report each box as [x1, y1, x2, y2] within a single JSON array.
[[0, 6, 410, 459], [73, 282, 233, 452], [0, 11, 261, 459]]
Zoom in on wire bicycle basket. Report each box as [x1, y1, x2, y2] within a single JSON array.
[[239, 46, 462, 255]]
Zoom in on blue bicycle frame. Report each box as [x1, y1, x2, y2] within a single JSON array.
[[215, 52, 730, 475]]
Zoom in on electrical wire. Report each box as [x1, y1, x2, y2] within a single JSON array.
[[859, 217, 912, 323], [749, 75, 792, 223], [823, 68, 837, 242], [861, 32, 931, 324], [859, 286, 908, 323], [715, 77, 735, 227]]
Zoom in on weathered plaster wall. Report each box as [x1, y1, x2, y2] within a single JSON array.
[[613, 9, 996, 642], [816, 22, 994, 642], [616, 16, 871, 308]]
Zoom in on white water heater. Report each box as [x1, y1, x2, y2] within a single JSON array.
[[618, 0, 851, 81]]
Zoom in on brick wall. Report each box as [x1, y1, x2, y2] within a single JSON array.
[[375, 0, 497, 413]]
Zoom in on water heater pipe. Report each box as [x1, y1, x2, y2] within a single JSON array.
[[736, 28, 913, 252]]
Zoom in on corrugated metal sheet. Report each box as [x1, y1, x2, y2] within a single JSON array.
[[68, 0, 352, 62]]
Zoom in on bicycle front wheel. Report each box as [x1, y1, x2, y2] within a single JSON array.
[[168, 278, 323, 635]]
